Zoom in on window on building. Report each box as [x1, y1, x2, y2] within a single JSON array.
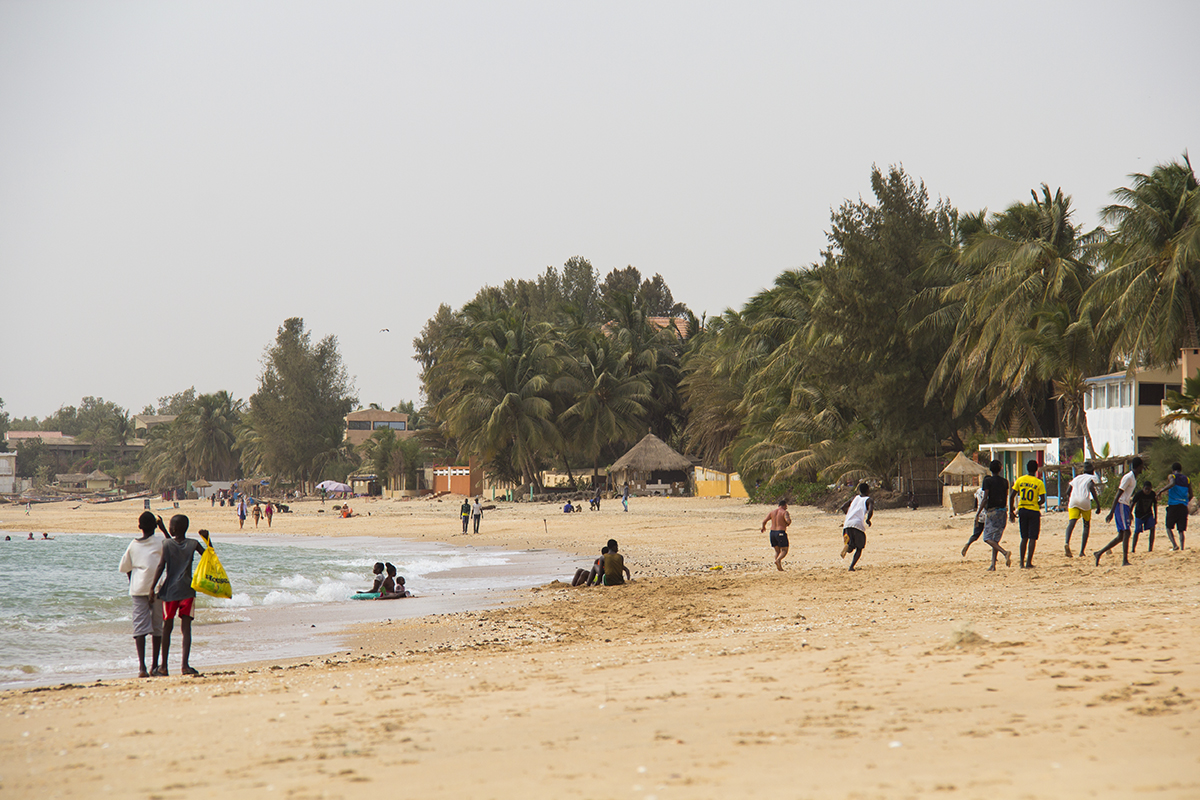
[[373, 421, 407, 431], [347, 421, 371, 430], [1138, 383, 1166, 406], [1106, 384, 1116, 408], [1166, 384, 1181, 398], [1121, 382, 1131, 406]]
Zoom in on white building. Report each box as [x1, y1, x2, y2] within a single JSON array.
[[1083, 348, 1200, 457], [0, 451, 15, 494]]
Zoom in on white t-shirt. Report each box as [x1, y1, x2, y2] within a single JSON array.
[[1067, 473, 1098, 509], [119, 536, 164, 596], [843, 495, 870, 531], [1117, 471, 1137, 506]]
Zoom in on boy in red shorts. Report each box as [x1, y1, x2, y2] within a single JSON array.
[[152, 515, 206, 676]]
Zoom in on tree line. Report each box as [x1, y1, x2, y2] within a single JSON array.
[[417, 155, 1199, 493]]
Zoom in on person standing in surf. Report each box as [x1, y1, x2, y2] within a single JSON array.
[[118, 511, 167, 677], [152, 515, 206, 676]]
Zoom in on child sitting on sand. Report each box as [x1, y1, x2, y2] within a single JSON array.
[[362, 562, 386, 594], [572, 546, 608, 586]]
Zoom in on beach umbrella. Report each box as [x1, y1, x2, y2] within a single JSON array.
[[316, 480, 351, 493], [939, 452, 990, 479]]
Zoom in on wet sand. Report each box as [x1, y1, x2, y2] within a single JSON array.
[[1, 494, 1197, 798]]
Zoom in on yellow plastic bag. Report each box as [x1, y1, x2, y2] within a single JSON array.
[[191, 532, 232, 599]]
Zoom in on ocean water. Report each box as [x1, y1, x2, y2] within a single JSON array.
[[0, 532, 576, 688]]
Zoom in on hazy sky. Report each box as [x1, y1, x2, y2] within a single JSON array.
[[2, 1, 1197, 420]]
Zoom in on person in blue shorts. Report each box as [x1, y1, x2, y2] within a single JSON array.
[[1130, 481, 1158, 552], [1097, 457, 1143, 566]]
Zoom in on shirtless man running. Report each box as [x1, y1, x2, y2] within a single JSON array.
[[761, 498, 792, 571]]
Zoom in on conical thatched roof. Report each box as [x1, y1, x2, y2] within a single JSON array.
[[192, 478, 212, 487], [610, 433, 693, 473], [939, 452, 990, 478]]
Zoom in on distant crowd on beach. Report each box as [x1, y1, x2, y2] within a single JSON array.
[[760, 457, 1189, 575]]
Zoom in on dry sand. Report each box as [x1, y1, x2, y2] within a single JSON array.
[[2, 494, 1198, 799]]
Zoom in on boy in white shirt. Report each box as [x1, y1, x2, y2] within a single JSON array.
[[839, 483, 874, 571], [1063, 462, 1101, 558], [118, 511, 167, 678], [1096, 457, 1143, 566]]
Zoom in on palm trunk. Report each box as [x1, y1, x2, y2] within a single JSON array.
[[1078, 399, 1097, 459], [1019, 390, 1045, 437]]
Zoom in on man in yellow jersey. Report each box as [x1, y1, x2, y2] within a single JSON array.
[[1009, 459, 1046, 569]]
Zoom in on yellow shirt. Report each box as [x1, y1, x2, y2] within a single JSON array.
[[1012, 474, 1046, 511]]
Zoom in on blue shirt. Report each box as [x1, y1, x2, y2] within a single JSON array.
[[1167, 472, 1190, 506]]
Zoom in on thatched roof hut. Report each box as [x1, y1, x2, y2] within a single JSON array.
[[609, 434, 693, 495]]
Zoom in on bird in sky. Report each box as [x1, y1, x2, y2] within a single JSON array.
[[380, 328, 389, 332]]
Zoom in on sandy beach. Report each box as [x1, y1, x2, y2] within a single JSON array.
[[1, 494, 1197, 799]]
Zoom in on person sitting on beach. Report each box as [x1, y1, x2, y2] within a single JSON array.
[[380, 572, 413, 599], [572, 546, 609, 586], [601, 539, 631, 586], [362, 562, 386, 594], [151, 516, 206, 676], [341, 504, 355, 518], [563, 500, 574, 513]]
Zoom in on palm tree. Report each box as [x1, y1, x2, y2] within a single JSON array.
[[930, 185, 1102, 436], [1088, 154, 1200, 366], [177, 391, 243, 481], [437, 310, 564, 488], [560, 332, 653, 481]]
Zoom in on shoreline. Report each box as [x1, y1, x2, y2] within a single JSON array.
[[2, 496, 1198, 798]]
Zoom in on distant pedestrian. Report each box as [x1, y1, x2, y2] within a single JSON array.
[[1096, 457, 1143, 566], [460, 498, 471, 533], [264, 502, 274, 528], [236, 497, 247, 530], [1156, 461, 1189, 550], [979, 460, 1012, 571], [1009, 459, 1046, 568], [251, 502, 262, 528], [622, 481, 630, 512], [471, 497, 483, 534]]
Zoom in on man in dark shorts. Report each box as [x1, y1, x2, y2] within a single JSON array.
[[761, 498, 792, 571], [152, 515, 206, 676], [839, 483, 873, 571], [1009, 459, 1046, 568], [1156, 462, 1189, 550]]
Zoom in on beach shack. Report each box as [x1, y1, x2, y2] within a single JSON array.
[[609, 433, 693, 496], [85, 470, 115, 492]]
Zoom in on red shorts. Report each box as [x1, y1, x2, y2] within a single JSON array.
[[163, 597, 195, 620]]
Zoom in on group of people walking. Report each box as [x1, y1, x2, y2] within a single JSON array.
[[962, 457, 1189, 569]]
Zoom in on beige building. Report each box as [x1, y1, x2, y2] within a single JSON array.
[[344, 409, 411, 447]]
